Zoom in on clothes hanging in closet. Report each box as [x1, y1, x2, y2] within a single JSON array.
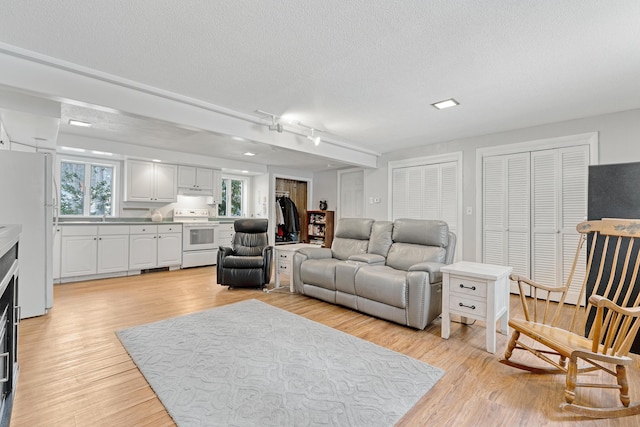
[[276, 196, 300, 242]]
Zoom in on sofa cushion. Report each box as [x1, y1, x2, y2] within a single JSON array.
[[368, 221, 393, 257], [300, 258, 340, 290], [222, 255, 264, 268], [386, 243, 446, 271], [355, 265, 407, 309], [392, 219, 449, 247], [331, 218, 375, 260], [334, 218, 375, 240]]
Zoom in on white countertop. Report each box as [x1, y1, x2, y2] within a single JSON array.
[[0, 224, 21, 258]]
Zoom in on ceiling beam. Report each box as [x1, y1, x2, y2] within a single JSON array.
[[0, 44, 378, 169]]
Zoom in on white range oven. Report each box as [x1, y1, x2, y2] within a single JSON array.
[[173, 208, 220, 268]]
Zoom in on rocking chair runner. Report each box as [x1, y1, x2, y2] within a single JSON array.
[[502, 218, 640, 418]]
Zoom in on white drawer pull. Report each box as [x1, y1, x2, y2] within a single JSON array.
[[459, 284, 476, 291], [459, 302, 476, 310]]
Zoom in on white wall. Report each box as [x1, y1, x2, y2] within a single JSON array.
[[312, 170, 338, 213], [252, 173, 269, 218], [330, 108, 640, 261]]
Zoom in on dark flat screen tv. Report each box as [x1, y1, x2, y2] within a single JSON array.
[[588, 161, 640, 354]]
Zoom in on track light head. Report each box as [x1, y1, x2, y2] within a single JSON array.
[[268, 122, 283, 133], [307, 128, 321, 146]]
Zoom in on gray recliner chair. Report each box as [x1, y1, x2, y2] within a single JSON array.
[[217, 218, 273, 288]]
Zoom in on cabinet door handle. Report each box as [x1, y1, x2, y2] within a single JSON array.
[[459, 284, 476, 291], [94, 237, 97, 240], [459, 302, 476, 310]]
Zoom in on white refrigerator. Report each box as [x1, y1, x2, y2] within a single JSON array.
[[0, 150, 54, 318]]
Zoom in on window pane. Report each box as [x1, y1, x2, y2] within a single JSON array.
[[60, 162, 85, 215], [90, 165, 113, 216], [231, 179, 243, 216], [218, 180, 227, 216]]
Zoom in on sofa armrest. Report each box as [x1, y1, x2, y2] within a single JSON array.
[[348, 253, 386, 265], [297, 247, 333, 259], [408, 261, 445, 283]]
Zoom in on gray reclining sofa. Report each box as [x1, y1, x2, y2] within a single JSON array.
[[292, 218, 456, 329]]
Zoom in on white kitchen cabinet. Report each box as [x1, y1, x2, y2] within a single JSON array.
[[157, 224, 182, 267], [97, 226, 130, 273], [212, 169, 222, 204], [60, 226, 98, 277], [217, 223, 234, 248], [125, 160, 177, 202], [129, 224, 182, 270], [129, 225, 158, 270], [178, 166, 213, 194], [61, 225, 130, 279]]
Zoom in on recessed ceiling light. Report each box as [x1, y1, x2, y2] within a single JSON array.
[[431, 98, 459, 110], [68, 119, 92, 127], [243, 152, 255, 156]]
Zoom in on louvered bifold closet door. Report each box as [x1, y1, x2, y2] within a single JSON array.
[[560, 146, 589, 305], [440, 162, 459, 245], [393, 166, 426, 219], [506, 153, 531, 292], [392, 162, 459, 259], [531, 149, 560, 294], [531, 147, 589, 303], [483, 155, 507, 267], [483, 153, 530, 294]]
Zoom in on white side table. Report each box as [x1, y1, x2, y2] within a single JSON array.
[[441, 261, 512, 354], [272, 243, 320, 292]]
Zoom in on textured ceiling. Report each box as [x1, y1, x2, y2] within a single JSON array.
[[1, 1, 639, 163]]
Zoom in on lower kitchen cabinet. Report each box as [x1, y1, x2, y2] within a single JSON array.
[[61, 227, 98, 277], [97, 233, 130, 273], [157, 225, 182, 267], [60, 225, 130, 278], [129, 224, 182, 270]]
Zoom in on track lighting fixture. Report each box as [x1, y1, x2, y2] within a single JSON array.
[[268, 114, 283, 133], [257, 109, 322, 146], [307, 128, 321, 146]]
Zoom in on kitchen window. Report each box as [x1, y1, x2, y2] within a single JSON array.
[[58, 157, 118, 216], [218, 176, 247, 217]]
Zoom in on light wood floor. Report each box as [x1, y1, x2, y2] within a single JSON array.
[[10, 267, 640, 426]]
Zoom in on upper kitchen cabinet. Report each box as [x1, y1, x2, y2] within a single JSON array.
[[125, 160, 177, 202], [178, 166, 214, 195], [212, 169, 222, 204]]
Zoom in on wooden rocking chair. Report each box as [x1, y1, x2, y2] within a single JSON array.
[[501, 218, 640, 418]]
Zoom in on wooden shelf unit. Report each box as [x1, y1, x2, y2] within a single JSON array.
[[306, 210, 334, 248]]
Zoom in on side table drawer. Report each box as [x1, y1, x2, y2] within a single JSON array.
[[449, 275, 487, 298], [277, 251, 294, 261], [278, 260, 291, 273], [449, 294, 487, 317]]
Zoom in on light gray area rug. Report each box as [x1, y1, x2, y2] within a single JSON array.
[[117, 299, 444, 427]]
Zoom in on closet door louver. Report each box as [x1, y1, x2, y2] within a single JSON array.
[[483, 153, 530, 293], [483, 155, 507, 266], [531, 149, 559, 291]]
